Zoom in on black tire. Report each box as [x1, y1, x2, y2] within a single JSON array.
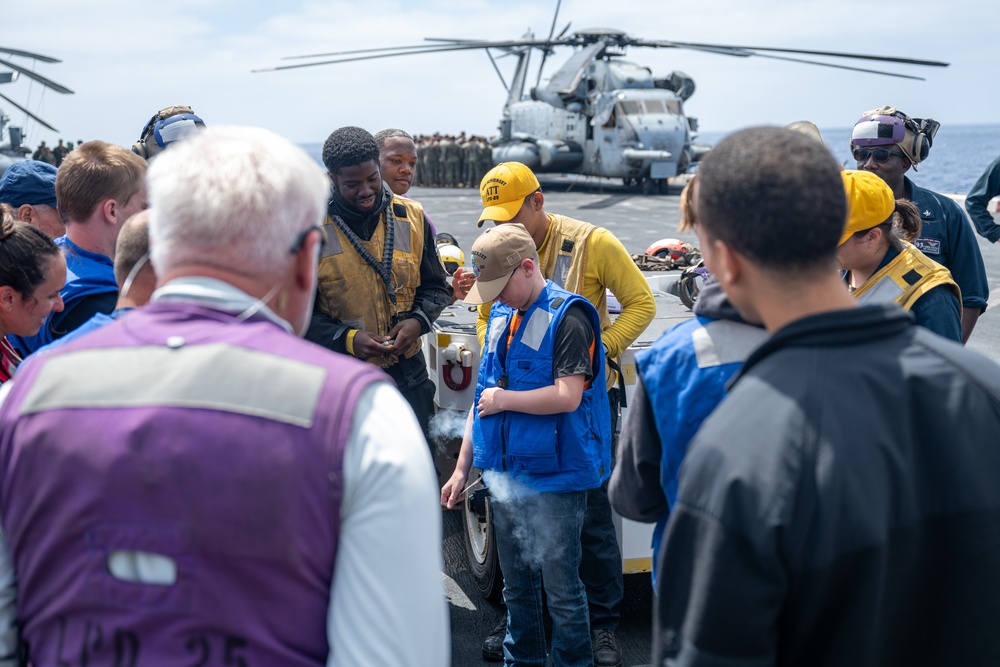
[[463, 479, 503, 602], [678, 269, 702, 310], [677, 148, 692, 174]]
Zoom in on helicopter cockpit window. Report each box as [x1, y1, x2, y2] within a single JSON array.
[[643, 100, 667, 114], [619, 101, 643, 116], [615, 99, 683, 116]]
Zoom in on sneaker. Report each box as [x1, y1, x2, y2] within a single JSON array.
[[482, 614, 507, 662], [592, 627, 623, 667]]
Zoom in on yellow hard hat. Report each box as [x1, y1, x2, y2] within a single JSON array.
[[438, 243, 464, 275]]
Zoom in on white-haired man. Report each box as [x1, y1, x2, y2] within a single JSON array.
[[0, 126, 448, 667]]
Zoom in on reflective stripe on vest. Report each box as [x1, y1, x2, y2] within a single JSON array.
[[0, 305, 383, 666], [315, 196, 426, 366], [852, 242, 961, 311], [692, 319, 770, 369], [473, 281, 611, 492], [20, 344, 326, 427]]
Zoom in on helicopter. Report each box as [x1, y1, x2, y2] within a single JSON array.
[[0, 47, 74, 173], [254, 2, 948, 193]]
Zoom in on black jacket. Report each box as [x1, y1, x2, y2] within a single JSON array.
[[659, 304, 1000, 666]]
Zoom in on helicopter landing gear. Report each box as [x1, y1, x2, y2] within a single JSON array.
[[637, 178, 668, 195], [679, 149, 692, 174]]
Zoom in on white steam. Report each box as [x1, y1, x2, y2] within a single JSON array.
[[429, 409, 467, 458], [484, 471, 583, 569]]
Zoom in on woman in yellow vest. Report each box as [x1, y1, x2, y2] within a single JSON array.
[[838, 170, 962, 342]]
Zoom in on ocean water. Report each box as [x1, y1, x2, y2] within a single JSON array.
[[698, 123, 1000, 195], [301, 123, 1000, 195]]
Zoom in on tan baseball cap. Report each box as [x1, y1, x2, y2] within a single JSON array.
[[477, 162, 541, 227], [465, 224, 536, 305]]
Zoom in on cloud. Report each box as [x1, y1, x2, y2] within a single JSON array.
[[1, 0, 992, 150]]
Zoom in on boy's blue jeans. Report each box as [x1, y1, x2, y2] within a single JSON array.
[[492, 490, 592, 667]]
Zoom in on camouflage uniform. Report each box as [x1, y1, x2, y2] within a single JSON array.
[[441, 137, 461, 187]]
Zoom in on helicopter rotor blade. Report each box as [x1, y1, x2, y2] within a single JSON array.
[[642, 39, 935, 79], [556, 22, 572, 40], [260, 31, 945, 80], [684, 43, 949, 68], [423, 38, 479, 44], [0, 47, 61, 64], [0, 57, 73, 94], [255, 40, 561, 73], [535, 0, 563, 90], [282, 42, 470, 61], [638, 41, 754, 57], [737, 51, 928, 80], [422, 38, 515, 89], [641, 39, 948, 68], [0, 91, 59, 132], [279, 36, 567, 62]]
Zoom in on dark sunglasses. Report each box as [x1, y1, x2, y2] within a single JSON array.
[[852, 147, 905, 163]]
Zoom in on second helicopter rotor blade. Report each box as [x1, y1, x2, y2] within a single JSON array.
[[744, 51, 928, 80], [0, 57, 73, 94], [256, 40, 563, 72], [0, 91, 59, 132], [0, 47, 61, 63], [282, 42, 461, 60], [279, 37, 566, 62], [649, 40, 949, 68]]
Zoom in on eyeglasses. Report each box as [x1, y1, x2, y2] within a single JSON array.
[[852, 147, 905, 163], [289, 224, 327, 254]]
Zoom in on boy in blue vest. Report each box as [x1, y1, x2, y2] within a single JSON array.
[[442, 223, 611, 667]]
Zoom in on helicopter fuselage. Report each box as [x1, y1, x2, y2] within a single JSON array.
[[493, 57, 694, 181]]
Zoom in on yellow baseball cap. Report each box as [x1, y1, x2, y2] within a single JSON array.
[[477, 162, 541, 227], [465, 224, 536, 305], [839, 169, 895, 246]]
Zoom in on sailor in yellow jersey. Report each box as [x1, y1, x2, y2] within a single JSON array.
[[449, 162, 655, 666], [838, 170, 961, 342]]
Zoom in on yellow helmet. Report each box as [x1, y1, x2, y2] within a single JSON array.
[[437, 243, 464, 275]]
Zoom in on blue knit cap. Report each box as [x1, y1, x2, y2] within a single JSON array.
[[0, 160, 58, 208]]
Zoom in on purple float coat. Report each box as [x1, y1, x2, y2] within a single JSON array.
[[0, 298, 386, 666]]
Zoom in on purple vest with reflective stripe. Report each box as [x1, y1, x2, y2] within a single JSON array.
[[0, 301, 385, 666]]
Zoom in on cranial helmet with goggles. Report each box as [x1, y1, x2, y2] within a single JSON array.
[[132, 105, 207, 161], [850, 105, 940, 172]]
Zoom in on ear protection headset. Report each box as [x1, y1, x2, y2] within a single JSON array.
[[132, 105, 205, 160], [902, 115, 940, 164]]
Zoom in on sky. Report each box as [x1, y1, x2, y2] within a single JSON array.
[[1, 0, 994, 151]]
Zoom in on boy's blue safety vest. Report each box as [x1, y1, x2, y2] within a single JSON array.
[[473, 280, 611, 494]]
